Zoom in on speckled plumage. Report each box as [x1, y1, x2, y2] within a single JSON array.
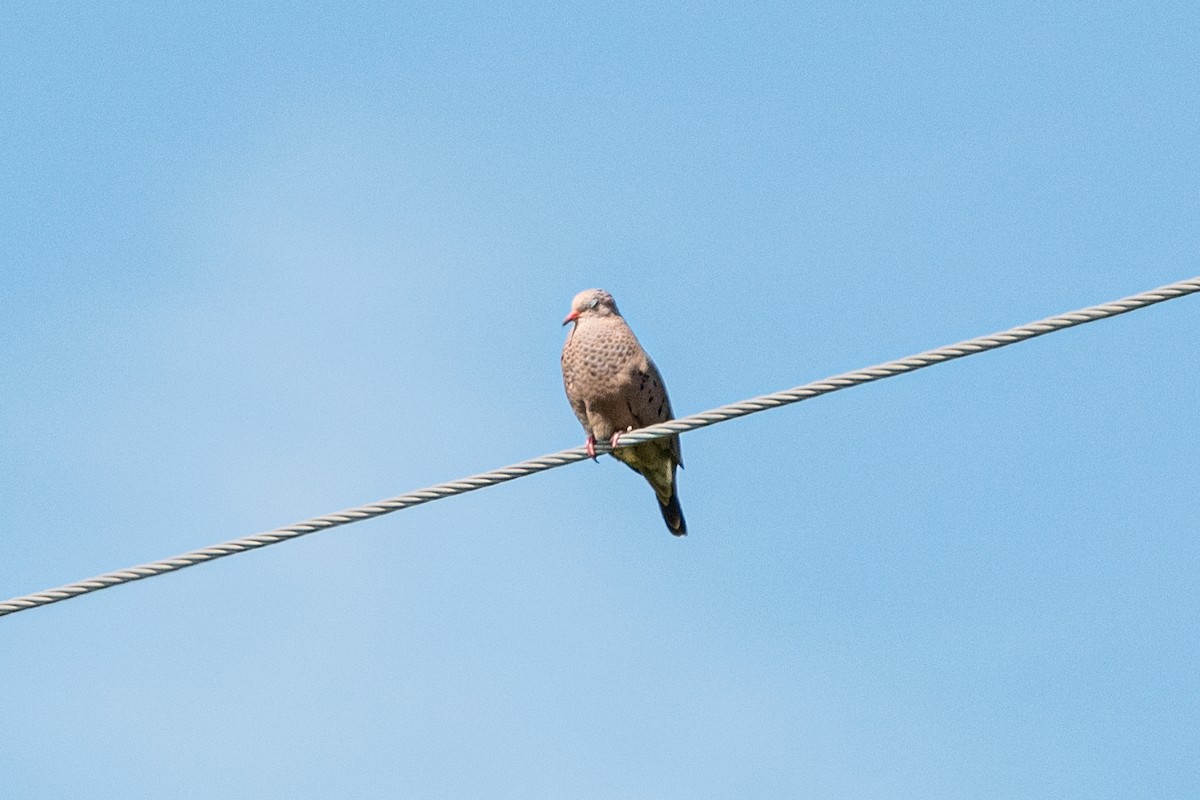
[[561, 289, 686, 536]]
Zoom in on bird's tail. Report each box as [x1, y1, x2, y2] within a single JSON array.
[[659, 488, 687, 537]]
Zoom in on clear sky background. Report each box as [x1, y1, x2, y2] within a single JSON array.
[[3, 3, 1198, 798]]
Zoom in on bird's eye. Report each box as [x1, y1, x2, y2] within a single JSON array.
[[588, 299, 600, 310]]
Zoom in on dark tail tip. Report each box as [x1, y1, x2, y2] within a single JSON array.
[[660, 491, 687, 537]]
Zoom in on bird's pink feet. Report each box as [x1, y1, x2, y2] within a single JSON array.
[[585, 431, 627, 459], [585, 432, 624, 459]]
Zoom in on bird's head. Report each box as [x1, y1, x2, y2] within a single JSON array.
[[563, 288, 620, 325]]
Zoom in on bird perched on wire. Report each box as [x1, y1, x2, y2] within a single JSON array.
[[561, 289, 686, 536]]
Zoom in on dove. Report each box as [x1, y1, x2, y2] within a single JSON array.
[[561, 289, 686, 536]]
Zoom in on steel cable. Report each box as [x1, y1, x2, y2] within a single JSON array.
[[2, 275, 1197, 618]]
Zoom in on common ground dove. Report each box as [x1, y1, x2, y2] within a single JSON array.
[[561, 289, 686, 536]]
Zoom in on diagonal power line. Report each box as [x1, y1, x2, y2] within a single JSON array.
[[2, 276, 1198, 618]]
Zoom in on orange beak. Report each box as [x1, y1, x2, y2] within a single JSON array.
[[562, 310, 580, 326]]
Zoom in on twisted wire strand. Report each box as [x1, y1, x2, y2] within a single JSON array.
[[2, 276, 1197, 618]]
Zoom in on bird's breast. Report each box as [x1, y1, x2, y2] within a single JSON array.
[[564, 324, 638, 390]]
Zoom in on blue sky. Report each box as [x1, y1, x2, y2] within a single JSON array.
[[2, 3, 1198, 797]]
